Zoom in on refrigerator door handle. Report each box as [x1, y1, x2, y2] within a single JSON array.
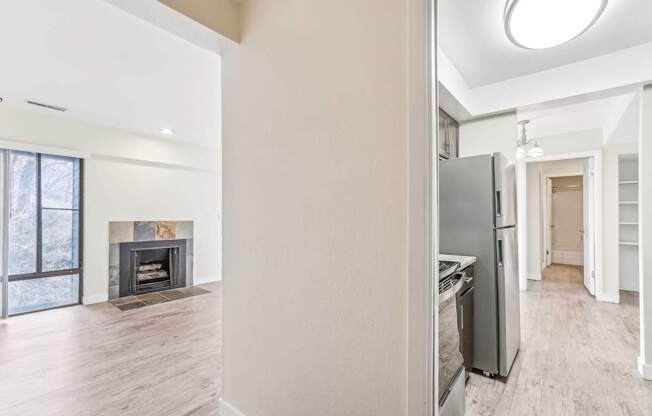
[[460, 304, 464, 330], [496, 190, 502, 217], [497, 239, 503, 267]]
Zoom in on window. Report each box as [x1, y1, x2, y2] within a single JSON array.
[[7, 152, 82, 315], [41, 155, 81, 272], [8, 152, 37, 275]]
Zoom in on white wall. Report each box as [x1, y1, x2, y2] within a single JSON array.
[[0, 105, 221, 303], [530, 129, 603, 155], [459, 112, 517, 160], [526, 162, 542, 278], [538, 159, 587, 175], [221, 0, 410, 415], [639, 85, 652, 379]]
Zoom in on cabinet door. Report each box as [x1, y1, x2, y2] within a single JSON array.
[[438, 109, 449, 159], [457, 287, 474, 371], [449, 119, 459, 159]]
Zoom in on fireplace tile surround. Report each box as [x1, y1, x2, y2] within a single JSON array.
[[108, 221, 193, 300]]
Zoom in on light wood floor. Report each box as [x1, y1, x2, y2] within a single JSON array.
[[466, 264, 651, 415], [3, 270, 650, 416], [0, 282, 222, 416]]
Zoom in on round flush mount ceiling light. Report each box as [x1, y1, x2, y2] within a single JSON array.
[[504, 0, 608, 50], [159, 128, 174, 136]]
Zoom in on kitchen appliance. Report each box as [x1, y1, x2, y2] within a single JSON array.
[[457, 273, 474, 379], [439, 153, 520, 378], [439, 260, 460, 279], [438, 261, 466, 416], [439, 108, 459, 160]]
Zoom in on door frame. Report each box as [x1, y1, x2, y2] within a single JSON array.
[[0, 151, 7, 319], [544, 176, 552, 267], [407, 0, 437, 415], [517, 150, 603, 300]]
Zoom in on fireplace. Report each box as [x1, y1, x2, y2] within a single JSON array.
[[119, 239, 187, 297]]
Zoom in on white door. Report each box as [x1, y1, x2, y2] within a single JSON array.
[[545, 178, 552, 267], [583, 159, 596, 295]]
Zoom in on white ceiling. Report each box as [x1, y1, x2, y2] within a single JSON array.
[[440, 0, 652, 87], [0, 0, 221, 147], [517, 93, 639, 145]]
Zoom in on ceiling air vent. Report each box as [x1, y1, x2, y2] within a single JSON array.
[[26, 100, 67, 112]]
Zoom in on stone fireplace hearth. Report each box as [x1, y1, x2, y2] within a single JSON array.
[[109, 221, 193, 300]]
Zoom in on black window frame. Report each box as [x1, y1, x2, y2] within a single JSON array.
[[7, 152, 84, 315]]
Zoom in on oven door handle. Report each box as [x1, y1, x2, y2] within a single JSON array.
[[439, 273, 465, 304]]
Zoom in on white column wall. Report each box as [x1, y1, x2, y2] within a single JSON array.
[[639, 85, 652, 379]]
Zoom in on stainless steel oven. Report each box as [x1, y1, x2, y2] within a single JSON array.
[[438, 261, 466, 416]]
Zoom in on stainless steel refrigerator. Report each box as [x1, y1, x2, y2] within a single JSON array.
[[439, 153, 520, 377]]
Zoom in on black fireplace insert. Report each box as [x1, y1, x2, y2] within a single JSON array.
[[119, 239, 187, 297]]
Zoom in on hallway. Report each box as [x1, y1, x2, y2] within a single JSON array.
[[466, 264, 651, 415]]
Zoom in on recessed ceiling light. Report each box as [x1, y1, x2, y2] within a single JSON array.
[[159, 128, 174, 136], [504, 0, 608, 50]]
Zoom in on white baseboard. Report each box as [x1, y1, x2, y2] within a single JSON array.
[[83, 293, 109, 305], [551, 250, 583, 266], [193, 275, 221, 285], [597, 291, 619, 304], [219, 399, 247, 416], [638, 356, 652, 380], [527, 272, 542, 281]]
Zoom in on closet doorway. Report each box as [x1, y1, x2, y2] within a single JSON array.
[[0, 150, 82, 318], [543, 175, 585, 268]]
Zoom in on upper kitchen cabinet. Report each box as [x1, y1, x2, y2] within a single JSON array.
[[438, 109, 459, 159]]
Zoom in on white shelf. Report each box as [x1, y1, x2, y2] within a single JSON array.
[[619, 241, 639, 246], [619, 156, 640, 292]]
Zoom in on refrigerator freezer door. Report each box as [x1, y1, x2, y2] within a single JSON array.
[[493, 153, 517, 228], [440, 155, 499, 373], [496, 226, 521, 377]]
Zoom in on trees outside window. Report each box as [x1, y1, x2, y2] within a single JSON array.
[[7, 152, 82, 315]]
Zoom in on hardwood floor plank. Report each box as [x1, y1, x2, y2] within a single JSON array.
[[3, 266, 650, 416], [466, 265, 652, 416], [0, 282, 222, 416]]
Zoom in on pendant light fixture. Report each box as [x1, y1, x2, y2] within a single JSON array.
[[504, 0, 608, 50], [516, 120, 543, 159]]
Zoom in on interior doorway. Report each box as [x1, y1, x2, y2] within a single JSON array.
[[542, 173, 594, 294], [518, 151, 602, 296], [546, 176, 584, 267]]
